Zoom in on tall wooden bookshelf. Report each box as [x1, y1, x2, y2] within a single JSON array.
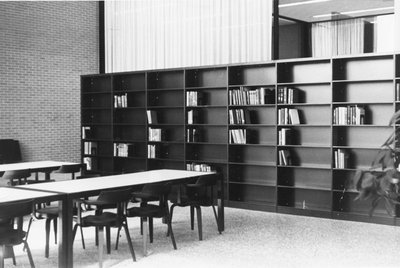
[[81, 53, 400, 225]]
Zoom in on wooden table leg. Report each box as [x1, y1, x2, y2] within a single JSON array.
[[58, 195, 73, 268]]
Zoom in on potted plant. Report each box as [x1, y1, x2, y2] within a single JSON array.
[[353, 110, 400, 216]]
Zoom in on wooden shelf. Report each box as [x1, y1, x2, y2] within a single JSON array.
[[82, 53, 399, 226]]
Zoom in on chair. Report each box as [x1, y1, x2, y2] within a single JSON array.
[[1, 169, 31, 186], [169, 173, 222, 240], [72, 188, 136, 267], [0, 199, 35, 268], [121, 183, 176, 255], [28, 164, 83, 258]]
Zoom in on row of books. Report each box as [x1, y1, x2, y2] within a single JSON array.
[[278, 108, 300, 125], [229, 129, 247, 144], [83, 141, 97, 155], [113, 143, 134, 157], [186, 162, 213, 172], [229, 109, 251, 125], [186, 91, 204, 106], [147, 144, 159, 158], [333, 106, 365, 125], [229, 87, 274, 105], [278, 149, 292, 166], [187, 128, 200, 142], [278, 128, 292, 145], [148, 127, 162, 142], [277, 87, 300, 104], [114, 94, 128, 108], [334, 149, 349, 169]]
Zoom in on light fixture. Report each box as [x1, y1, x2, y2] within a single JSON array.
[[279, 0, 331, 8], [313, 6, 394, 18]]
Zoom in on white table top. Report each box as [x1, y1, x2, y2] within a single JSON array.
[[19, 169, 214, 194], [0, 187, 61, 203], [0, 161, 79, 172]]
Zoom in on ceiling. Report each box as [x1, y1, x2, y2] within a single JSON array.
[[279, 0, 394, 23]]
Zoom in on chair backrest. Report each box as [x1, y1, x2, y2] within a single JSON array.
[[141, 183, 172, 206], [189, 173, 222, 201], [2, 169, 31, 186], [97, 187, 133, 204], [0, 199, 33, 232], [57, 164, 82, 180]]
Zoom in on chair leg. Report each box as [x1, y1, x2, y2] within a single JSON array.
[[98, 227, 104, 268], [166, 215, 177, 250], [24, 217, 34, 251], [10, 247, 16, 265], [106, 227, 111, 254], [80, 226, 86, 249], [123, 224, 136, 262], [190, 206, 194, 230], [53, 218, 58, 244], [23, 241, 35, 268], [149, 218, 153, 243], [142, 217, 148, 256], [115, 227, 121, 250], [45, 218, 51, 258], [212, 205, 221, 234], [196, 206, 203, 241], [72, 224, 79, 245], [1, 245, 5, 268], [167, 204, 176, 237]]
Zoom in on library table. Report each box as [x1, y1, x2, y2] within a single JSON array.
[[0, 161, 81, 181], [19, 169, 223, 268]]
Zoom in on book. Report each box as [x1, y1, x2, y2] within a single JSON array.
[[289, 109, 300, 125], [146, 110, 158, 124]]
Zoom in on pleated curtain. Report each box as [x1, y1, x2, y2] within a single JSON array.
[[105, 0, 273, 72]]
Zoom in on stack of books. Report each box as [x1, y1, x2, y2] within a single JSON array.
[[278, 108, 300, 125], [229, 109, 251, 124], [333, 105, 365, 125], [114, 94, 128, 108]]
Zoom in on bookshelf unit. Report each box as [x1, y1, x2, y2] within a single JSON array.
[[147, 70, 185, 170], [112, 73, 147, 173], [276, 58, 332, 217], [81, 53, 400, 226]]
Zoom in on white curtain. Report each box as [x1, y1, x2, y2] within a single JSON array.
[[311, 18, 365, 57], [105, 0, 273, 72]]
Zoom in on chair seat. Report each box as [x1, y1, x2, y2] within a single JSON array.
[[127, 204, 164, 218], [81, 212, 120, 227], [170, 196, 213, 207], [36, 206, 59, 217], [0, 229, 26, 245]]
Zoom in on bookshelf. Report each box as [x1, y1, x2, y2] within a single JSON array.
[[82, 53, 400, 226], [112, 73, 147, 173]]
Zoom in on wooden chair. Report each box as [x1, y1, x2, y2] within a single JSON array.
[[73, 188, 135, 267], [169, 173, 222, 240], [1, 169, 31, 186], [28, 164, 83, 258], [120, 183, 176, 255], [0, 199, 35, 268]]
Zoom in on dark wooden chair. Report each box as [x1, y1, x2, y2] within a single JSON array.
[[72, 188, 136, 267], [120, 183, 176, 254], [1, 169, 31, 186], [169, 173, 222, 240], [28, 164, 83, 258], [0, 199, 35, 268]]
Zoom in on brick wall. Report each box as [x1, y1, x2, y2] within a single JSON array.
[[0, 1, 99, 162]]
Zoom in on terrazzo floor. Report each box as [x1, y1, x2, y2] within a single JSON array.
[[5, 205, 400, 268]]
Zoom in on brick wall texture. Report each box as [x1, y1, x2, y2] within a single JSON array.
[[0, 1, 99, 162]]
